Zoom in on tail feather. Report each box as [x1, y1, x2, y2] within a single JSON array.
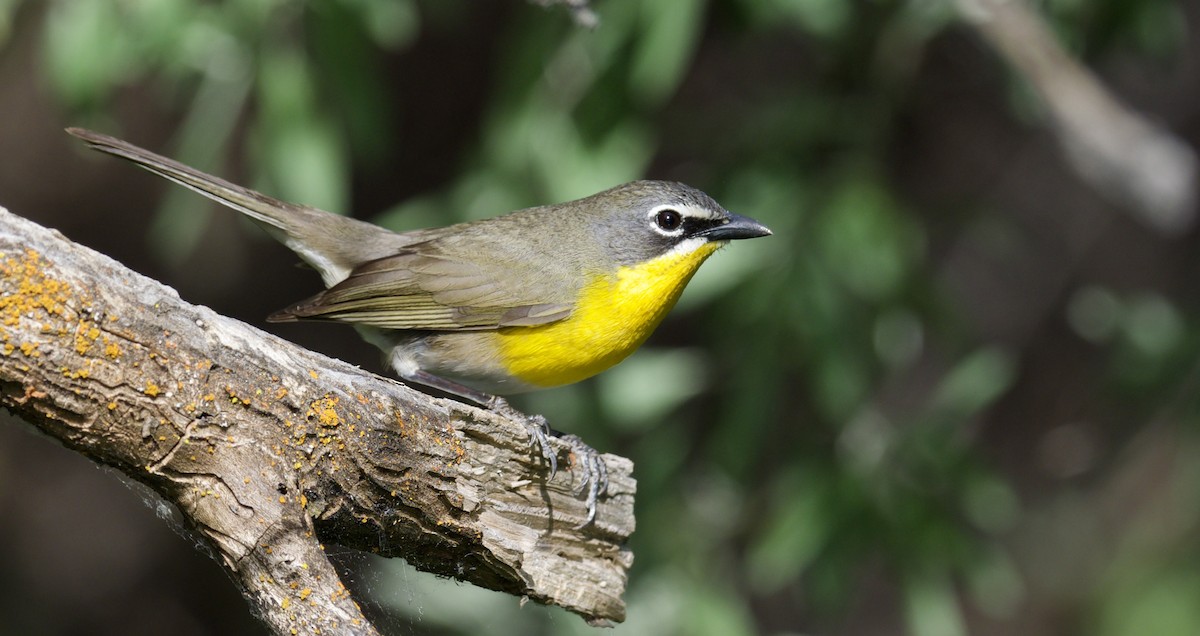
[[66, 127, 415, 286]]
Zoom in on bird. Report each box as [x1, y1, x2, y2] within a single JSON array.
[[67, 127, 772, 525]]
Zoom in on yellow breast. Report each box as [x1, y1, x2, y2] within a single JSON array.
[[496, 241, 722, 388]]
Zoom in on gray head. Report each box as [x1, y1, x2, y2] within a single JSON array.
[[579, 180, 772, 266]]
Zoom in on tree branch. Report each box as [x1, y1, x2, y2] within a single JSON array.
[[0, 206, 634, 633], [958, 0, 1197, 233]]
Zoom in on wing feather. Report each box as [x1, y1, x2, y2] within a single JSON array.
[[268, 236, 577, 331]]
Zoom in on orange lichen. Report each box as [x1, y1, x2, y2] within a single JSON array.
[[144, 381, 160, 397], [0, 250, 72, 327], [73, 323, 101, 355], [61, 366, 90, 379], [393, 411, 410, 436], [308, 396, 342, 427]]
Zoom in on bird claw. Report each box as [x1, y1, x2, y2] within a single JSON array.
[[559, 433, 609, 528], [488, 397, 607, 526], [521, 413, 558, 477]]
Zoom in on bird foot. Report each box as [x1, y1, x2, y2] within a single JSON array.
[[558, 433, 609, 528], [487, 397, 607, 526]]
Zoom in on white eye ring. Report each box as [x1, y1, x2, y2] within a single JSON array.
[[648, 204, 685, 236]]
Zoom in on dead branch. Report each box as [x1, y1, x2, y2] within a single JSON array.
[[0, 206, 634, 633]]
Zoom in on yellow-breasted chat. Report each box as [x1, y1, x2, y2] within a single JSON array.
[[67, 127, 772, 524]]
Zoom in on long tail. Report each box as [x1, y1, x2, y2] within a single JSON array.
[[67, 127, 411, 286]]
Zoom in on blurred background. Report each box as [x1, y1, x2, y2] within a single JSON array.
[[1, 0, 1199, 634]]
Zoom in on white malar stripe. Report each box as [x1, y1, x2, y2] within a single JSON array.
[[663, 236, 709, 259]]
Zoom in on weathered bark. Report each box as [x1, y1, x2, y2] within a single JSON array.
[[0, 206, 634, 633]]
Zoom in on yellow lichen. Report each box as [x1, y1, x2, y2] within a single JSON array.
[[144, 382, 160, 397], [308, 396, 342, 427], [0, 250, 72, 327], [73, 334, 90, 355]]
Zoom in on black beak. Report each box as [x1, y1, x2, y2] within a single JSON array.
[[699, 213, 773, 241]]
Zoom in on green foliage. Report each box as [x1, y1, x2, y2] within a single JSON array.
[[43, 0, 420, 263], [1097, 569, 1200, 636]]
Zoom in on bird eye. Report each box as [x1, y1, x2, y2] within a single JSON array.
[[654, 208, 682, 232]]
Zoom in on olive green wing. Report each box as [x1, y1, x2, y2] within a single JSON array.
[[267, 241, 575, 331]]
